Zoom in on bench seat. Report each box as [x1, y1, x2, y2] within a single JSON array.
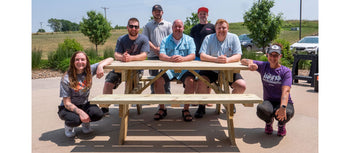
[[90, 94, 262, 105]]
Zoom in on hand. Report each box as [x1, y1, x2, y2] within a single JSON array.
[[154, 47, 160, 56], [96, 66, 104, 79], [78, 111, 91, 123], [171, 55, 184, 62], [248, 64, 258, 71], [275, 107, 287, 121], [122, 52, 131, 62], [217, 55, 228, 63]]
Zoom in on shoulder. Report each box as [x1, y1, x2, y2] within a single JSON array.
[[183, 34, 194, 41], [118, 34, 128, 41], [138, 34, 149, 41], [162, 20, 172, 26], [61, 73, 70, 84]]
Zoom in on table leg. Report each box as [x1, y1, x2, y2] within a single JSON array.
[[226, 104, 236, 146], [119, 104, 129, 145]]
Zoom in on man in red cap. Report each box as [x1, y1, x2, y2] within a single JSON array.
[[190, 7, 216, 118]]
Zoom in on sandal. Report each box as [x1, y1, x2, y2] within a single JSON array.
[[182, 109, 193, 122], [154, 108, 167, 120]]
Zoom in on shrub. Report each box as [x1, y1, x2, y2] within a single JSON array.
[[32, 48, 42, 68], [273, 39, 293, 67], [48, 38, 84, 69], [85, 47, 99, 60], [103, 47, 115, 59]]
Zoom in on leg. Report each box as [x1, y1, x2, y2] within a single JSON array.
[[154, 74, 169, 120], [256, 101, 275, 123], [101, 71, 122, 114], [58, 107, 82, 127], [182, 75, 195, 121], [276, 103, 295, 136], [195, 75, 212, 118], [84, 103, 104, 122]]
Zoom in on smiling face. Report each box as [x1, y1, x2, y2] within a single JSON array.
[[74, 52, 87, 74], [172, 19, 184, 40], [215, 22, 228, 42], [198, 11, 208, 24], [267, 52, 282, 66], [127, 20, 139, 37]]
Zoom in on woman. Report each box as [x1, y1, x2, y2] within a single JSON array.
[[58, 51, 113, 138], [241, 44, 294, 137]]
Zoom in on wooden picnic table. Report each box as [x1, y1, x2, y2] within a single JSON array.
[[91, 60, 262, 146]]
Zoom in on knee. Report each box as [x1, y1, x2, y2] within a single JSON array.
[[232, 80, 246, 93], [65, 117, 81, 127], [184, 77, 195, 87]]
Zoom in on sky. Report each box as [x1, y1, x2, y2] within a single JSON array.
[[32, 0, 319, 33]]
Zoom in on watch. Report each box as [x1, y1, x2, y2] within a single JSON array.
[[281, 105, 287, 109]]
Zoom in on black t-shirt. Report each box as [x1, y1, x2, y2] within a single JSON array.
[[190, 23, 216, 57], [115, 34, 150, 55]]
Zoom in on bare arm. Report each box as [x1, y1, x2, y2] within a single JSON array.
[[275, 86, 291, 121], [160, 53, 195, 62], [241, 58, 258, 71], [200, 53, 241, 63], [149, 41, 160, 56], [96, 57, 113, 79], [63, 97, 90, 123]]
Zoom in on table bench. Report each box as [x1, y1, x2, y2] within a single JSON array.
[[90, 94, 263, 146]]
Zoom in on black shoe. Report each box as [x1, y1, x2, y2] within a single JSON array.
[[101, 107, 109, 115], [195, 105, 206, 118]]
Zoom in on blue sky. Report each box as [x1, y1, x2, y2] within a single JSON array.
[[32, 0, 318, 33]]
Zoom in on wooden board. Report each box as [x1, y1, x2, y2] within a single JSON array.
[[105, 60, 249, 71], [90, 94, 262, 105]]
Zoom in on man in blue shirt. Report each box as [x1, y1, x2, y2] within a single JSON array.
[[196, 19, 247, 117], [153, 19, 196, 122]]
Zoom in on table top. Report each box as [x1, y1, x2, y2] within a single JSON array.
[[105, 60, 249, 71]]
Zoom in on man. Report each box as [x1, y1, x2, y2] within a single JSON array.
[[100, 18, 150, 114], [196, 19, 247, 117], [142, 4, 172, 94], [189, 7, 216, 118], [153, 19, 196, 122], [190, 7, 216, 60]]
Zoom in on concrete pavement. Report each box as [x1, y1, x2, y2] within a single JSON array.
[[32, 70, 318, 153]]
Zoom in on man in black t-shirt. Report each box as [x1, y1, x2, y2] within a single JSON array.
[[190, 7, 216, 60], [100, 18, 150, 114], [190, 7, 216, 118]]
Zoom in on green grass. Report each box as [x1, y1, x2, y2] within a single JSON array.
[[32, 20, 318, 59]]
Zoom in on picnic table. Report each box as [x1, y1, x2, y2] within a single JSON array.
[[90, 60, 263, 146]]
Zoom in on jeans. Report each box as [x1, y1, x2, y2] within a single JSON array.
[[58, 102, 103, 127]]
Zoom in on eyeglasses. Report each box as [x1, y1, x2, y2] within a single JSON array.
[[128, 25, 139, 29]]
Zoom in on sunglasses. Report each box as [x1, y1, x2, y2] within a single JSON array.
[[268, 53, 280, 58], [128, 25, 139, 29]]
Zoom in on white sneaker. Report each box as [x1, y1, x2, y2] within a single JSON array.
[[64, 124, 76, 138], [82, 122, 93, 134]]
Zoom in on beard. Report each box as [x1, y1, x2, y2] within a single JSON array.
[[128, 30, 138, 37], [153, 15, 162, 19]]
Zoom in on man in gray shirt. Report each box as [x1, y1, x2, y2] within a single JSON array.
[[142, 4, 172, 94]]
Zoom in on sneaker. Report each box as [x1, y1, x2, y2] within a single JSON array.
[[265, 120, 274, 135], [64, 124, 76, 138], [194, 105, 206, 118], [82, 122, 94, 134], [277, 124, 286, 136], [101, 107, 109, 115]]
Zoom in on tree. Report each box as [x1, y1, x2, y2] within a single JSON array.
[[48, 18, 80, 32], [243, 0, 283, 53], [37, 29, 45, 33], [80, 11, 112, 53], [183, 12, 199, 35]]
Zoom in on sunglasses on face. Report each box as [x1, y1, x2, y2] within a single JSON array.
[[268, 53, 280, 58], [128, 25, 139, 29]]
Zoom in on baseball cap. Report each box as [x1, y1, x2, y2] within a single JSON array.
[[197, 7, 208, 13], [267, 45, 282, 54], [152, 4, 163, 11]]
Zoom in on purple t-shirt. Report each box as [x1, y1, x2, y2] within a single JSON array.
[[253, 60, 293, 104]]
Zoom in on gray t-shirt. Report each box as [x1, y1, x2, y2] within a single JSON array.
[[115, 34, 150, 55], [59, 63, 99, 106], [142, 19, 172, 58]]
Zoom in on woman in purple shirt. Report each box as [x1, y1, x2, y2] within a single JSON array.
[[241, 44, 294, 137]]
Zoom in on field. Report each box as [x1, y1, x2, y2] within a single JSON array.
[[32, 20, 318, 59]]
